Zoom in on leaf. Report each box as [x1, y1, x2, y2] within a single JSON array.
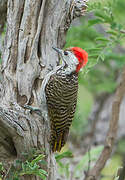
[[88, 18, 103, 26], [13, 178, 20, 180], [31, 154, 45, 166], [38, 169, 48, 176], [96, 43, 107, 48], [57, 161, 65, 168], [37, 173, 47, 180], [88, 54, 99, 58], [106, 30, 118, 36], [116, 24, 122, 31], [109, 35, 116, 40], [111, 22, 117, 29], [39, 160, 47, 165], [95, 10, 111, 23], [65, 163, 70, 178], [95, 37, 109, 42], [22, 163, 25, 172], [100, 54, 105, 61], [87, 48, 102, 52], [55, 151, 73, 161], [0, 163, 3, 171]]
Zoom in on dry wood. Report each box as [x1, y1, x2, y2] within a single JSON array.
[[0, 0, 88, 179]]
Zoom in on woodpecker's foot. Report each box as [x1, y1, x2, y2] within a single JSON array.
[[24, 105, 42, 116]]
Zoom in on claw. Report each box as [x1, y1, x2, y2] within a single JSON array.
[[24, 105, 42, 116]]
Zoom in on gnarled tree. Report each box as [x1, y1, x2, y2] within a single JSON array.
[[0, 0, 88, 179]]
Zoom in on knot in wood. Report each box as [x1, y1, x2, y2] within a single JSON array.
[[70, 0, 88, 19]]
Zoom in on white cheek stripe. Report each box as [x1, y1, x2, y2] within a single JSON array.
[[63, 55, 79, 75]]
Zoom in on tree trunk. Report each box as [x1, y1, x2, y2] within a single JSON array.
[[0, 0, 88, 179]]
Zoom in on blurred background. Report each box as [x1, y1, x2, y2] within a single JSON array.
[[0, 0, 125, 179], [56, 0, 125, 179]]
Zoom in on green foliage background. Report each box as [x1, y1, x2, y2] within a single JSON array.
[[0, 0, 125, 179], [62, 0, 125, 179], [66, 0, 125, 137]]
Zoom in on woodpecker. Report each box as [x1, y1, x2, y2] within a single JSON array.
[[45, 47, 88, 152]]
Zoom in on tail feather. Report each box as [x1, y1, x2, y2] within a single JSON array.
[[58, 133, 62, 152], [53, 141, 57, 152], [51, 130, 69, 152], [52, 132, 63, 152]]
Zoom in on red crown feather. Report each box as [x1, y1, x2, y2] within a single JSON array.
[[70, 47, 88, 72]]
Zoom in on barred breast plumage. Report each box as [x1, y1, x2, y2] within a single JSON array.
[[45, 68, 78, 152]]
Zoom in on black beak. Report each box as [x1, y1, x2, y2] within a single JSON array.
[[52, 47, 62, 54]]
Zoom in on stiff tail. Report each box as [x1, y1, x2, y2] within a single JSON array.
[[51, 130, 70, 152], [52, 132, 63, 152]]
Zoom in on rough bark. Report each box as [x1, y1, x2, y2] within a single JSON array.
[[0, 0, 88, 179]]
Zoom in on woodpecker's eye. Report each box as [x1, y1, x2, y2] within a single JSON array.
[[64, 51, 68, 56]]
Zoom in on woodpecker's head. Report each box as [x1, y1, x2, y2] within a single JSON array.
[[52, 47, 88, 73]]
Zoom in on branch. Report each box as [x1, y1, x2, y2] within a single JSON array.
[[118, 156, 125, 180], [120, 30, 125, 34], [0, 105, 37, 160], [85, 67, 125, 180], [0, 107, 25, 137], [0, 106, 23, 159]]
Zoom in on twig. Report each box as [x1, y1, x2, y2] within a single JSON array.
[[87, 146, 91, 176], [84, 67, 125, 180], [84, 146, 91, 179], [120, 30, 125, 34], [118, 156, 125, 180], [87, 146, 91, 174]]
